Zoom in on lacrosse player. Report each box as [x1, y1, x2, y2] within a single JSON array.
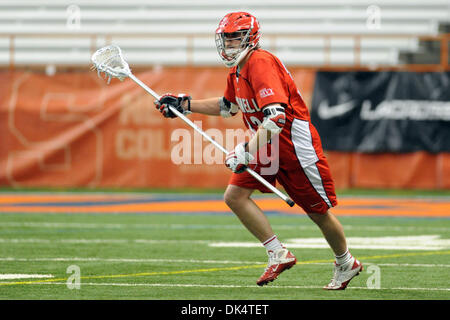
[[154, 12, 362, 289]]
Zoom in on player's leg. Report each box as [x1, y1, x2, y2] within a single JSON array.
[[223, 184, 274, 242], [224, 182, 297, 286], [307, 211, 347, 256], [277, 159, 362, 290], [304, 160, 363, 290], [307, 210, 362, 289], [282, 120, 362, 289]]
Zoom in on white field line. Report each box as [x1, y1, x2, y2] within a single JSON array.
[[0, 274, 54, 280], [1, 257, 449, 268], [1, 235, 450, 251], [1, 222, 449, 233], [22, 282, 450, 292], [210, 235, 450, 251]]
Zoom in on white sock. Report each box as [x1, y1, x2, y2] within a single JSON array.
[[335, 249, 352, 265], [262, 235, 283, 252]]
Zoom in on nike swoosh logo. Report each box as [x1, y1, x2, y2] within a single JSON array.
[[318, 100, 356, 119]]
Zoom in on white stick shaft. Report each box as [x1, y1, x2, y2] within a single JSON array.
[[129, 74, 226, 154], [128, 73, 295, 207], [129, 74, 161, 100]]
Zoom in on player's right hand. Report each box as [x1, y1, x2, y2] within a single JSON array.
[[225, 142, 254, 173], [154, 93, 191, 118]]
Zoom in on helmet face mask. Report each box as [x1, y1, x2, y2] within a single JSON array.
[[215, 12, 260, 68], [215, 29, 251, 67]]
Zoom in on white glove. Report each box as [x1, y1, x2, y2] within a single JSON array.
[[225, 142, 254, 173]]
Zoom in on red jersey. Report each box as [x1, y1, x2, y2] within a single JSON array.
[[224, 49, 310, 133], [224, 49, 337, 214], [224, 49, 325, 170]]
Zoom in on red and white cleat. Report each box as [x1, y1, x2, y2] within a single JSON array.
[[323, 257, 363, 290], [257, 248, 297, 286]]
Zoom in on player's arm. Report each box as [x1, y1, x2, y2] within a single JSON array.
[[155, 95, 238, 118], [225, 103, 286, 173], [191, 97, 238, 117], [246, 103, 286, 155]]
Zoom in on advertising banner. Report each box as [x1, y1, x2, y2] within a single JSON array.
[[311, 72, 450, 153], [0, 68, 316, 188]]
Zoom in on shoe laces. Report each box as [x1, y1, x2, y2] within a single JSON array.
[[329, 262, 347, 284], [329, 260, 353, 284], [263, 250, 283, 273], [267, 249, 286, 263], [265, 250, 276, 267]]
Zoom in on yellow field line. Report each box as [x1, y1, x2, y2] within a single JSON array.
[[0, 265, 265, 286], [1, 250, 449, 286]]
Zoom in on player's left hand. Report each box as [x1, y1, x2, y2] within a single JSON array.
[[154, 93, 191, 118], [225, 142, 254, 173]]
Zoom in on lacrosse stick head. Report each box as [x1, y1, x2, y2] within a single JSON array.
[[91, 45, 131, 84]]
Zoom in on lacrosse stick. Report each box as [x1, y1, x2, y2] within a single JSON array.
[[91, 45, 295, 207]]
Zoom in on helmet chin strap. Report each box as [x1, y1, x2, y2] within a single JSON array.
[[224, 46, 252, 68]]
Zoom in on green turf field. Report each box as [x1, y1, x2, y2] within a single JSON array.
[[0, 195, 449, 300]]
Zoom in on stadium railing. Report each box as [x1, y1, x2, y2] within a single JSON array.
[[1, 0, 449, 70], [0, 32, 448, 71]]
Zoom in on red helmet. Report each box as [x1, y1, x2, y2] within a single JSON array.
[[215, 12, 261, 67]]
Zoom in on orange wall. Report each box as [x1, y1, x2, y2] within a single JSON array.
[[326, 151, 450, 189], [0, 68, 447, 189]]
